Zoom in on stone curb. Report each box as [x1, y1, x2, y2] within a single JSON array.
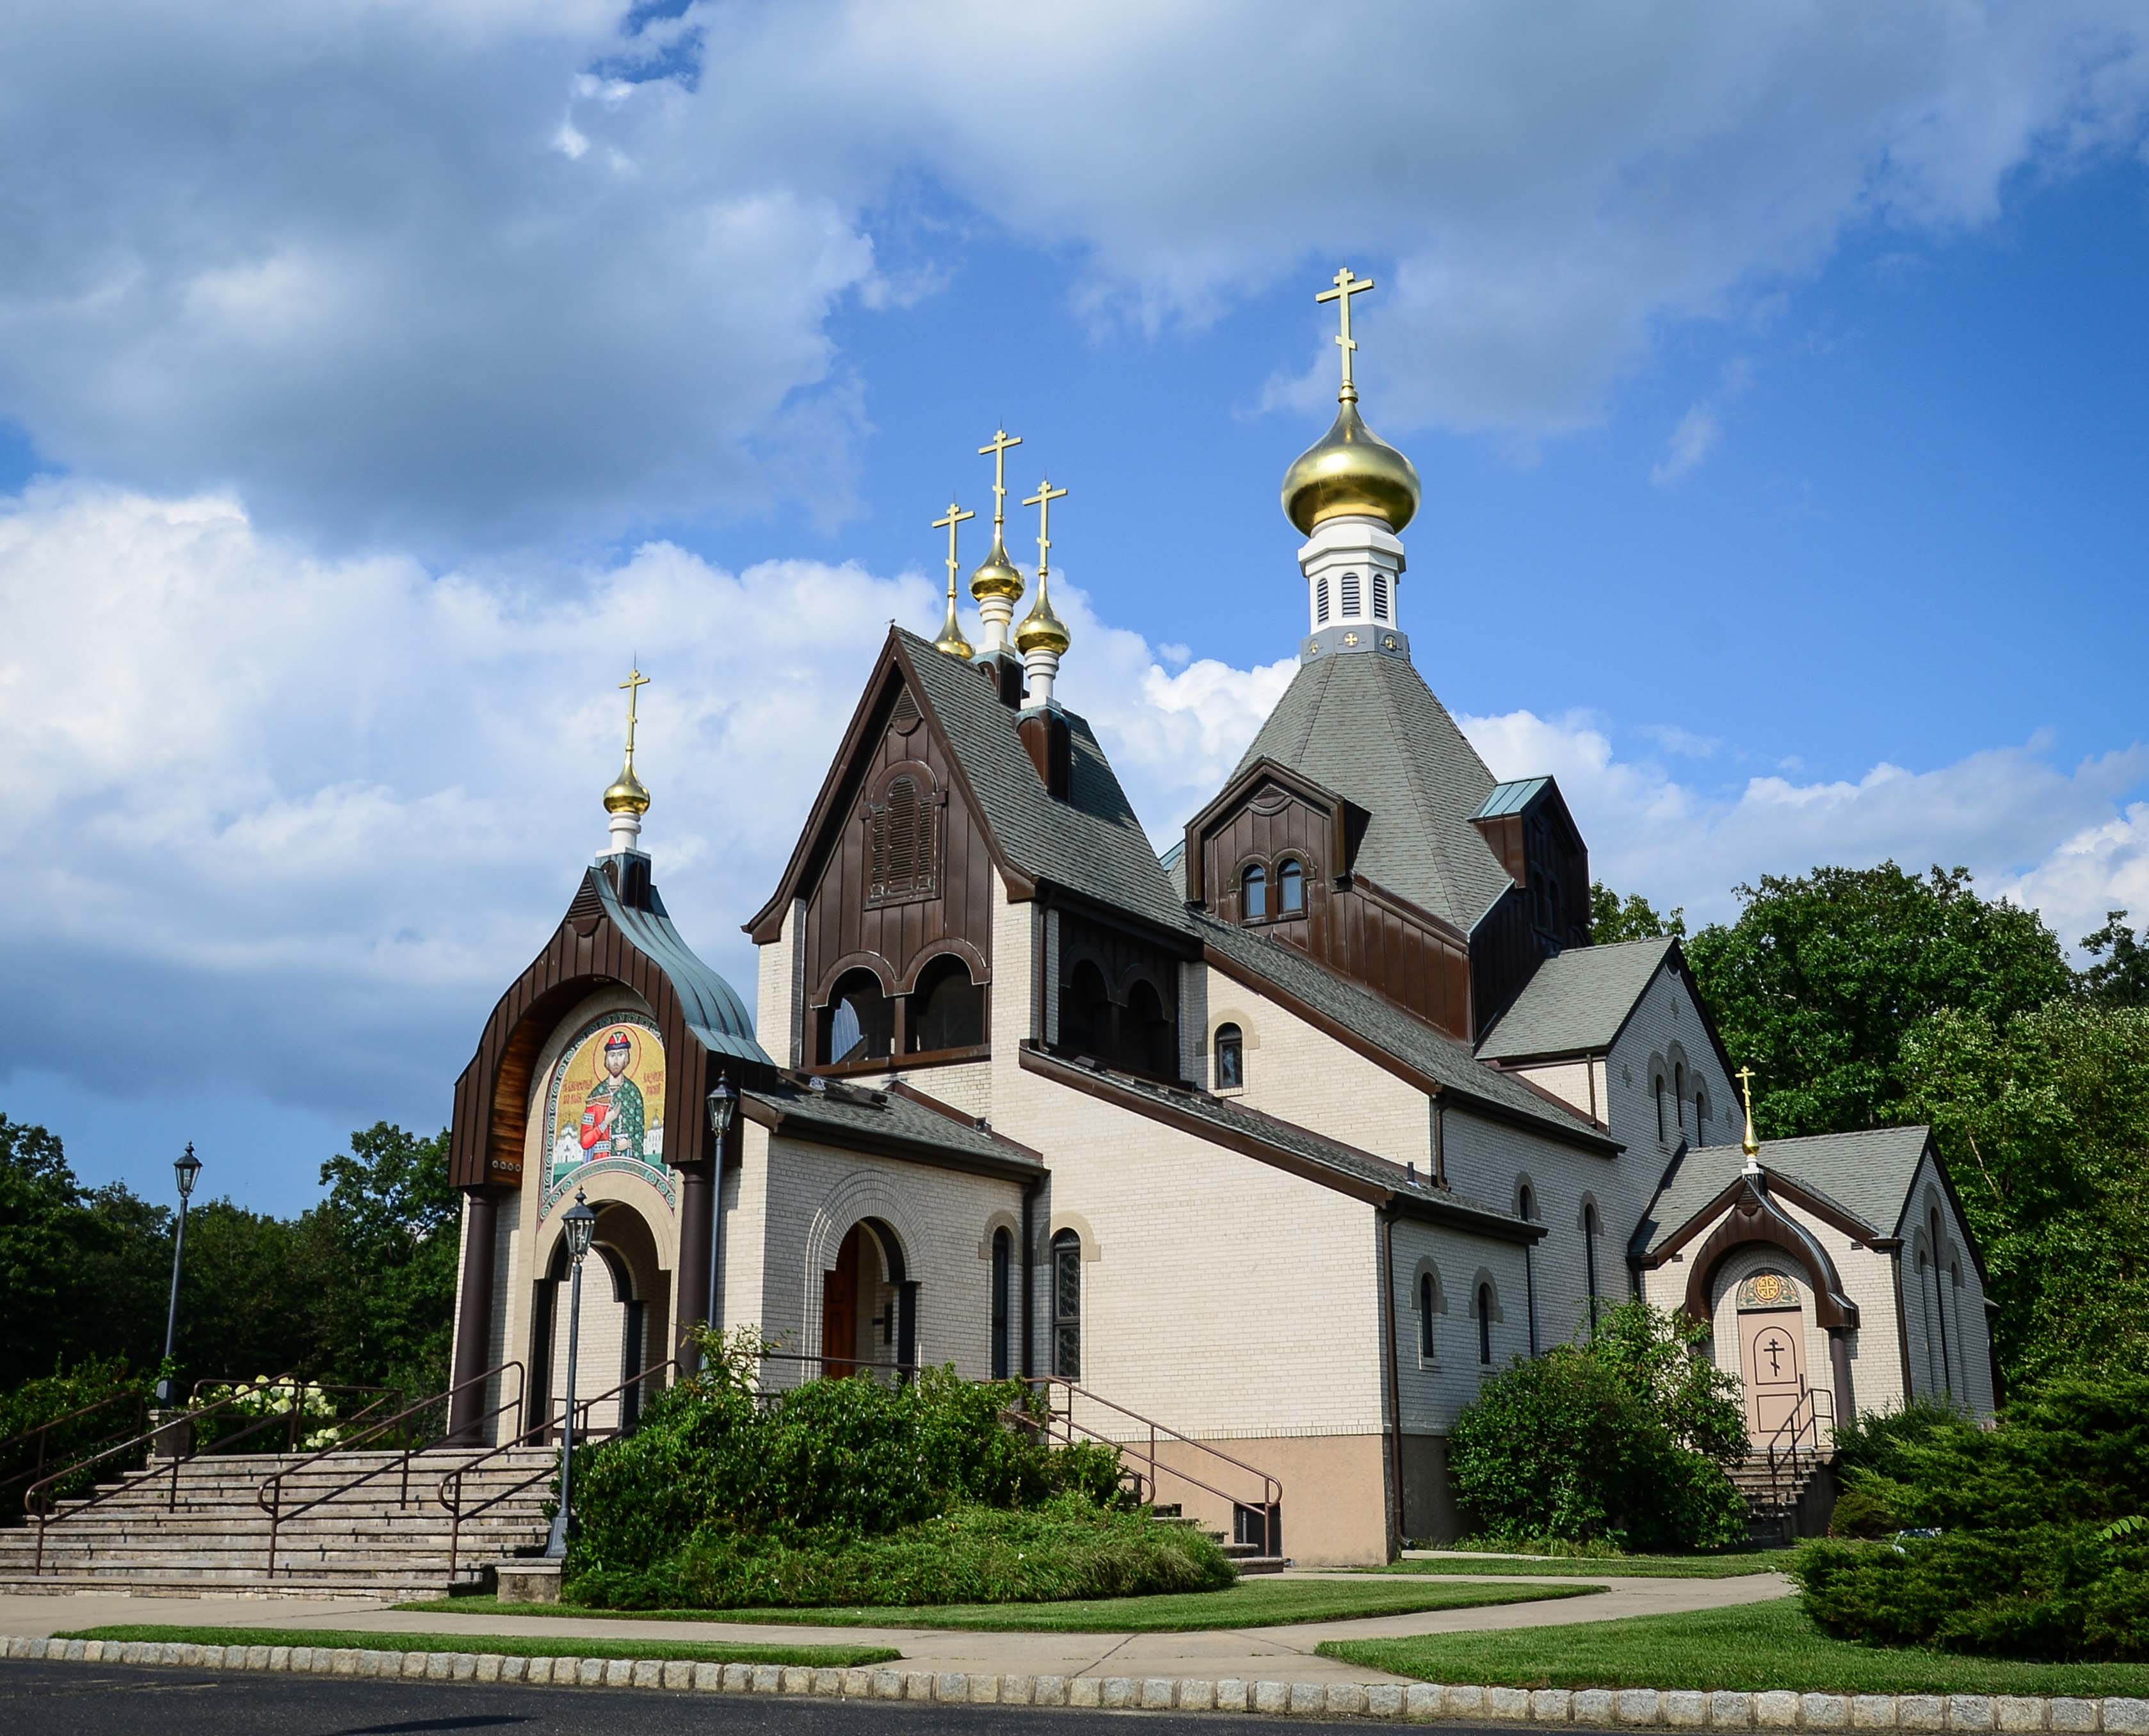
[[5, 1636, 2143, 1728]]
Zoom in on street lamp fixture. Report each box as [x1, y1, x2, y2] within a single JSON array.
[[705, 1077, 736, 1141], [157, 1143, 200, 1406], [544, 1190, 600, 1560], [700, 1077, 737, 1369]]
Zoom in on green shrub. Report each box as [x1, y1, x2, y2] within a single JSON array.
[[0, 1358, 152, 1518], [1794, 1376, 2149, 1659], [1448, 1301, 1746, 1552]]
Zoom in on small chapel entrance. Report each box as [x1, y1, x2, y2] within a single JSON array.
[[1736, 1272, 1809, 1443], [531, 1198, 672, 1439], [820, 1219, 915, 1376]]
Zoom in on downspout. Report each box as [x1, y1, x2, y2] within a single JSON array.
[[1380, 1202, 1406, 1550]]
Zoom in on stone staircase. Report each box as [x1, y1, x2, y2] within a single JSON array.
[[0, 1447, 558, 1598], [1732, 1451, 1828, 1548], [1149, 1503, 1286, 1575]]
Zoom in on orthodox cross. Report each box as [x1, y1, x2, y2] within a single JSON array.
[[1315, 265, 1374, 398], [933, 500, 975, 591], [1023, 478, 1068, 580], [1736, 1064, 1760, 1158], [978, 428, 1024, 539], [619, 666, 650, 769]]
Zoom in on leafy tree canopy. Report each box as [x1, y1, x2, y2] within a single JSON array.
[[2081, 910, 2149, 1009], [1590, 881, 1686, 945]]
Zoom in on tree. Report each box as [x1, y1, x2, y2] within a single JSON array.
[[0, 1115, 93, 1390], [2081, 911, 2149, 1008], [1591, 882, 1686, 945], [305, 1123, 458, 1399], [1685, 862, 2073, 1139]]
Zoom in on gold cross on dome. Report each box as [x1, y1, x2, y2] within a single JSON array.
[[1736, 1065, 1760, 1159], [1315, 265, 1375, 398], [619, 665, 650, 764], [933, 500, 975, 585], [978, 428, 1024, 536], [1023, 478, 1068, 579]]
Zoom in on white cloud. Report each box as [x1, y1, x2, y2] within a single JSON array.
[[2, 2, 2145, 546], [1652, 405, 1723, 486]]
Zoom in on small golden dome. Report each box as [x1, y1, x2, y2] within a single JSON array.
[[1014, 574, 1070, 657], [932, 589, 974, 660], [1281, 396, 1421, 536], [602, 760, 651, 816], [969, 537, 1026, 604]]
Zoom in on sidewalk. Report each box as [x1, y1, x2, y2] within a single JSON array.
[[0, 1568, 1794, 1687]]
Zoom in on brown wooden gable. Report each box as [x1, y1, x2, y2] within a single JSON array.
[[448, 860, 772, 1193]]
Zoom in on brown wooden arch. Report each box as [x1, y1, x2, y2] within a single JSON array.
[[896, 937, 989, 994], [1682, 1185, 1859, 1331], [812, 950, 899, 1006]]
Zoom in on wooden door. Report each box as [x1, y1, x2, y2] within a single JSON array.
[[821, 1225, 862, 1369], [1741, 1308, 1807, 1443]]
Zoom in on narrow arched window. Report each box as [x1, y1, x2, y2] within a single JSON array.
[[1372, 570, 1390, 620], [1583, 1202, 1601, 1335], [1477, 1283, 1493, 1365], [1241, 864, 1268, 921], [1340, 572, 1362, 616], [1931, 1210, 1952, 1398], [1214, 1023, 1244, 1091], [1655, 1076, 1667, 1141], [990, 1227, 1012, 1381], [1519, 1184, 1538, 1356], [1674, 1064, 1687, 1139], [1315, 574, 1330, 624], [1061, 959, 1111, 1058], [1419, 1273, 1436, 1359], [1051, 1230, 1082, 1379], [822, 968, 893, 1066], [1125, 977, 1175, 1078], [910, 954, 985, 1053], [1278, 858, 1305, 915]]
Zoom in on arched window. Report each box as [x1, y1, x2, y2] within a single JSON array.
[[1214, 1023, 1244, 1091], [1696, 1088, 1710, 1136], [1051, 1230, 1083, 1379], [909, 954, 985, 1053], [1061, 959, 1111, 1058], [1477, 1283, 1494, 1365], [1340, 572, 1362, 616], [821, 968, 893, 1066], [1518, 1184, 1539, 1354], [1583, 1202, 1601, 1335], [1126, 977, 1174, 1079], [1241, 863, 1268, 921], [1277, 858, 1305, 915], [1655, 1075, 1668, 1141], [1315, 574, 1330, 624], [1674, 1064, 1687, 1140], [1931, 1209, 1953, 1399], [1419, 1273, 1437, 1359], [866, 768, 938, 906], [1372, 570, 1390, 620], [990, 1227, 1012, 1381]]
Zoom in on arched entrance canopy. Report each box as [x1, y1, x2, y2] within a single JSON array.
[[1681, 1180, 1860, 1332]]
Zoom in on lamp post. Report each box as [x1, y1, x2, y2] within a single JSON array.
[[702, 1077, 736, 1369], [543, 1191, 600, 1561], [157, 1144, 202, 1406]]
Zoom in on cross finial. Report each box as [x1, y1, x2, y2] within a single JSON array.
[[1314, 265, 1375, 401], [978, 428, 1024, 540], [619, 665, 650, 769], [1022, 478, 1069, 581], [933, 500, 976, 584], [1736, 1065, 1761, 1162]]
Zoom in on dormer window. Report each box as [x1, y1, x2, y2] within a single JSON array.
[[1241, 864, 1268, 921], [1372, 571, 1389, 620], [1277, 857, 1305, 915], [1340, 572, 1362, 617]]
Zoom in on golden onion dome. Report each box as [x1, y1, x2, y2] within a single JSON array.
[[602, 759, 651, 816], [932, 588, 975, 660], [1013, 574, 1070, 657], [1280, 395, 1421, 536], [969, 536, 1026, 604]]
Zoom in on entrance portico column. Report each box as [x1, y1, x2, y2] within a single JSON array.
[[449, 1189, 504, 1441]]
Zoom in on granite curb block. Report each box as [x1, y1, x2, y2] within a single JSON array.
[[4, 1637, 2143, 1726]]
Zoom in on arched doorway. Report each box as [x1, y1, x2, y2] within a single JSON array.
[[530, 1197, 672, 1438], [820, 1218, 914, 1376], [1734, 1270, 1810, 1442]]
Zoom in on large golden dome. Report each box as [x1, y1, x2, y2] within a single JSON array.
[[969, 536, 1026, 604], [603, 759, 651, 816], [1013, 574, 1070, 657], [1281, 396, 1421, 536]]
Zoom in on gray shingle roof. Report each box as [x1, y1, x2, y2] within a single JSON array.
[[1195, 911, 1615, 1151], [900, 631, 1186, 930], [593, 865, 773, 1072], [1235, 652, 1512, 931], [1633, 1125, 1934, 1256], [1475, 936, 1677, 1062], [745, 1077, 1042, 1171]]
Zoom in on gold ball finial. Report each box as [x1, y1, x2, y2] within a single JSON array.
[[1281, 264, 1422, 535], [969, 539, 1026, 604], [1015, 574, 1070, 656], [603, 762, 651, 816]]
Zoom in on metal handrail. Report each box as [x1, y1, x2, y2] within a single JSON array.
[[24, 1372, 314, 1573], [1764, 1381, 1837, 1513], [257, 1363, 524, 1580], [1024, 1376, 1284, 1559], [438, 1358, 678, 1582], [0, 1389, 150, 1515]]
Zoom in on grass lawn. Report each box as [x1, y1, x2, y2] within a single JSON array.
[[1372, 1550, 1790, 1580], [1320, 1597, 2149, 1696], [406, 1577, 1597, 1635], [56, 1625, 898, 1668]]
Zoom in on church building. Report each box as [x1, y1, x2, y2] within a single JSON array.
[[444, 269, 1997, 1565]]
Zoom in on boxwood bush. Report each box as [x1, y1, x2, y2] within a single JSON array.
[[562, 1329, 1232, 1608]]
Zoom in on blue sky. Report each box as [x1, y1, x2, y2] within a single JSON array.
[[3, 3, 2146, 1216]]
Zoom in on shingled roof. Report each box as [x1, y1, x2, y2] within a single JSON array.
[[1476, 936, 1678, 1062], [743, 1076, 1042, 1178], [1632, 1125, 1936, 1257], [1235, 652, 1512, 932]]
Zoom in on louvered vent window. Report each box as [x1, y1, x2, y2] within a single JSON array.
[[1315, 574, 1330, 623], [1340, 572, 1362, 616], [867, 769, 939, 905], [1372, 571, 1389, 620]]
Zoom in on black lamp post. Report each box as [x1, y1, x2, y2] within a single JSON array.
[[157, 1144, 202, 1406], [544, 1190, 599, 1560], [701, 1078, 736, 1368]]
